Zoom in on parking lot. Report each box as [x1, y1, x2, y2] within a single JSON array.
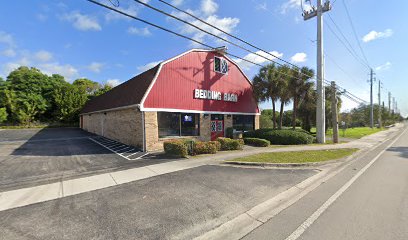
[[0, 165, 317, 240], [0, 128, 170, 191]]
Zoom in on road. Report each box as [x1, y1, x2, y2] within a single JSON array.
[[243, 124, 408, 240]]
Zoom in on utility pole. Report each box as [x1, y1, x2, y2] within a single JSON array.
[[392, 97, 396, 114], [331, 81, 339, 143], [303, 0, 332, 143], [378, 79, 382, 128], [388, 92, 391, 114], [369, 69, 374, 128]]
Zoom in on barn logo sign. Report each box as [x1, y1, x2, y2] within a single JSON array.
[[194, 89, 238, 102]]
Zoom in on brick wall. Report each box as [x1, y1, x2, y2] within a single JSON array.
[[81, 108, 143, 148]]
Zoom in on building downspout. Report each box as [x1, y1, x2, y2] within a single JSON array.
[[138, 104, 146, 152]]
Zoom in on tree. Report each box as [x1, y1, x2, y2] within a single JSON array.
[[54, 84, 88, 123], [15, 93, 47, 126], [0, 108, 7, 123], [298, 87, 316, 132], [94, 84, 113, 96], [73, 78, 100, 95], [276, 65, 292, 129], [252, 64, 281, 129], [288, 67, 314, 129]]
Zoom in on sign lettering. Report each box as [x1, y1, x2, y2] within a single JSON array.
[[194, 89, 238, 102]]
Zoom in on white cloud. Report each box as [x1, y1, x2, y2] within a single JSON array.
[[137, 60, 162, 73], [127, 27, 151, 36], [362, 29, 393, 43], [34, 50, 53, 62], [182, 15, 239, 46], [39, 62, 79, 81], [87, 62, 104, 73], [106, 79, 122, 87], [1, 48, 16, 57], [281, 0, 311, 14], [167, 0, 239, 47], [290, 52, 307, 63], [36, 13, 48, 22], [234, 50, 284, 70], [62, 12, 101, 31], [375, 62, 391, 71], [201, 0, 218, 16], [171, 0, 184, 6], [0, 31, 15, 47], [105, 4, 138, 21]]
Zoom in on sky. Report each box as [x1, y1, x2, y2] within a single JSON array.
[[0, 0, 407, 116]]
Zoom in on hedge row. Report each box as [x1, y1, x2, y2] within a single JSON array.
[[243, 138, 270, 147], [243, 129, 314, 145], [163, 137, 243, 157], [217, 137, 244, 150]]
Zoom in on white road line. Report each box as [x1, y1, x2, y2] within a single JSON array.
[[110, 145, 128, 150], [88, 137, 144, 161], [127, 151, 142, 158], [285, 127, 408, 240], [115, 146, 132, 152]]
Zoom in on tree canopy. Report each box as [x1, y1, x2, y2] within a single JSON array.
[[0, 66, 113, 125]]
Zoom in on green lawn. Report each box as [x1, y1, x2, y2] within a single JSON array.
[[310, 127, 383, 139], [227, 148, 358, 164], [327, 127, 383, 139]]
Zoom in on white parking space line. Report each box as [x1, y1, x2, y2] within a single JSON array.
[[88, 137, 147, 161], [284, 127, 408, 240]]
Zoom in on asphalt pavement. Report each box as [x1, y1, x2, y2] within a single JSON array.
[[0, 165, 317, 240], [0, 128, 176, 191], [242, 123, 408, 240]]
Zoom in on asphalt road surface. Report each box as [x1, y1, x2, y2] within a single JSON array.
[[0, 128, 177, 191], [243, 124, 408, 240]]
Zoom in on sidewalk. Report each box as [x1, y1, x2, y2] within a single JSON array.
[[0, 124, 402, 212]]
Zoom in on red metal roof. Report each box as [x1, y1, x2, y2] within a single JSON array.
[[81, 49, 260, 115], [142, 50, 260, 114]]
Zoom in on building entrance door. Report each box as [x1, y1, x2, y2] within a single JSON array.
[[211, 114, 224, 141]]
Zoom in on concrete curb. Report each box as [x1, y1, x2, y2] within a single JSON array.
[[223, 148, 360, 168], [194, 126, 402, 240]]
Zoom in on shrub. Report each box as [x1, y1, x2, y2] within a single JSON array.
[[217, 137, 243, 150], [193, 141, 218, 155], [244, 129, 314, 145], [244, 138, 270, 147], [208, 141, 221, 151], [163, 140, 188, 157]]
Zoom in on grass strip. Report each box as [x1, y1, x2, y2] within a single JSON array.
[[228, 148, 358, 164]]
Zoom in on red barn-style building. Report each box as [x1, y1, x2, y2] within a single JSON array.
[[80, 49, 260, 151]]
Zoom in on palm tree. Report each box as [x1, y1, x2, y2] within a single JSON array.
[[288, 66, 315, 130], [276, 65, 292, 129], [252, 64, 281, 129]]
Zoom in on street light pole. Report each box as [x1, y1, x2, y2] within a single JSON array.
[[303, 0, 332, 143]]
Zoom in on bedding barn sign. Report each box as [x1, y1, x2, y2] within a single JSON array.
[[194, 89, 238, 102]]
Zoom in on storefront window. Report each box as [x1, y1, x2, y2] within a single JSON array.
[[158, 112, 199, 138], [233, 115, 255, 131]]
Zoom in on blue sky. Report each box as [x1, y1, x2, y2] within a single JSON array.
[[0, 0, 406, 116]]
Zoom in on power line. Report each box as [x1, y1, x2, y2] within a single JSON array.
[[157, 0, 369, 101], [158, 0, 300, 69], [86, 0, 262, 69], [342, 0, 371, 67], [134, 0, 311, 76], [325, 18, 370, 70], [87, 0, 369, 106], [326, 13, 369, 69]]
